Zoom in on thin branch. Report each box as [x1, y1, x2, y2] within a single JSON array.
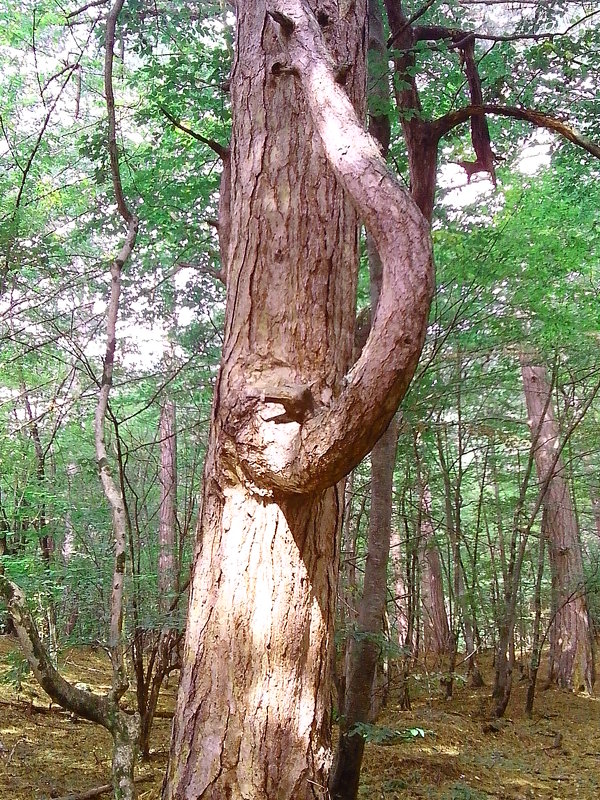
[[0, 115, 24, 173], [32, 7, 46, 107], [387, 0, 439, 48], [159, 105, 229, 159], [41, 62, 79, 94], [14, 66, 78, 211], [104, 0, 132, 222], [66, 0, 110, 20], [177, 259, 226, 285]]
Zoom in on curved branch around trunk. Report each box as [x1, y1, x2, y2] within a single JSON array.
[[231, 0, 434, 495]]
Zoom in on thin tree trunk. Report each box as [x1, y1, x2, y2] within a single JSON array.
[[336, 470, 361, 715], [418, 484, 452, 663], [329, 416, 400, 800], [521, 356, 595, 692], [136, 400, 181, 760], [435, 427, 461, 699], [525, 508, 547, 716], [158, 400, 178, 610], [390, 528, 410, 647], [390, 488, 417, 711]]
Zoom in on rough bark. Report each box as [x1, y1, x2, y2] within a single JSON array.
[[162, 1, 433, 798], [520, 357, 595, 692]]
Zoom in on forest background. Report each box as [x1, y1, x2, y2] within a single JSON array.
[[0, 1, 600, 799]]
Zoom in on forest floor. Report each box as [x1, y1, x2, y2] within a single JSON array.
[[0, 636, 599, 799]]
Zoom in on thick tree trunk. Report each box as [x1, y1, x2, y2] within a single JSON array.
[[163, 1, 433, 798], [520, 357, 595, 692]]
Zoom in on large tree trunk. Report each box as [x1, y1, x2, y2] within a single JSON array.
[[162, 1, 433, 798], [520, 357, 595, 692]]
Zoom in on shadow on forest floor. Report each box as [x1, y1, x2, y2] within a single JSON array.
[[0, 637, 599, 799]]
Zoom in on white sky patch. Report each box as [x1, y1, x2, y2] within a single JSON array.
[[439, 133, 553, 211], [515, 132, 553, 176], [438, 162, 494, 208]]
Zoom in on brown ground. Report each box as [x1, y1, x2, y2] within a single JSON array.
[[0, 637, 598, 799]]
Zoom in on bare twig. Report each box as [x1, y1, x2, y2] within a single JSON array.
[[387, 0, 439, 48], [67, 0, 110, 20], [53, 775, 152, 800]]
